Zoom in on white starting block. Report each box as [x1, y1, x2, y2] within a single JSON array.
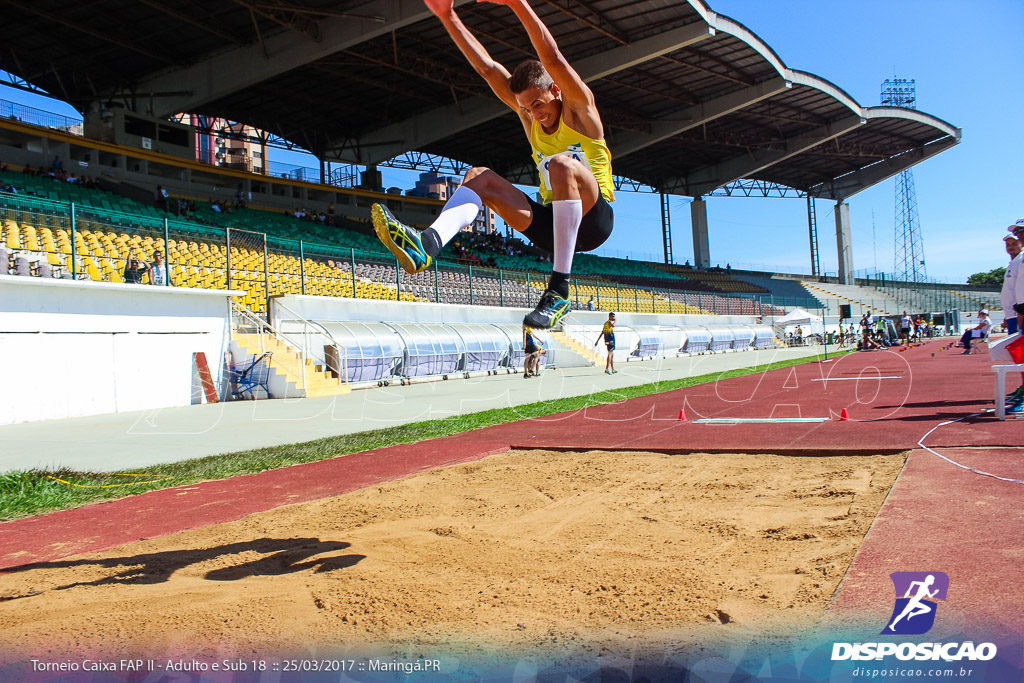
[[989, 335, 1024, 420]]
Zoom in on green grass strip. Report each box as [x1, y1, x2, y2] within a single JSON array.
[[0, 350, 847, 521]]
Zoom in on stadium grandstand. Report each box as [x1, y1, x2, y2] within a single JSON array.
[[0, 0, 1000, 422]]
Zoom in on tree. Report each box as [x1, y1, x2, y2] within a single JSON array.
[[967, 267, 1005, 287]]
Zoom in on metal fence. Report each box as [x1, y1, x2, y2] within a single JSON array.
[[2, 192, 834, 320], [0, 98, 83, 135]]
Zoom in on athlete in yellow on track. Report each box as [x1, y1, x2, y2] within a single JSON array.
[[370, 0, 614, 329]]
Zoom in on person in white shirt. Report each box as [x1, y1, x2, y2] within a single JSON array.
[[958, 309, 992, 354], [899, 311, 912, 345], [149, 250, 169, 287], [1001, 232, 1021, 334], [1009, 220, 1024, 334]]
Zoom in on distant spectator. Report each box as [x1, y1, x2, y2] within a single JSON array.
[[149, 250, 168, 286], [899, 311, 912, 344], [328, 202, 335, 216], [594, 312, 617, 374], [957, 309, 992, 354], [235, 183, 247, 209], [587, 296, 595, 311], [211, 200, 222, 213], [859, 312, 880, 350], [154, 185, 168, 211], [522, 326, 539, 378], [22, 163, 32, 175], [0, 160, 7, 172], [52, 156, 62, 172], [123, 250, 149, 284]]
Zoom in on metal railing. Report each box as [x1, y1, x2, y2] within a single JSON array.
[[269, 298, 349, 389], [0, 98, 83, 135], [0, 192, 923, 324]]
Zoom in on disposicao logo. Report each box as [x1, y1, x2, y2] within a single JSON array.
[[883, 571, 948, 635], [831, 571, 997, 662]]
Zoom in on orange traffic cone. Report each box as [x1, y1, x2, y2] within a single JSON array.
[[678, 408, 687, 421], [840, 408, 850, 421]]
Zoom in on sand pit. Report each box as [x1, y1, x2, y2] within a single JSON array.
[[0, 449, 905, 662]]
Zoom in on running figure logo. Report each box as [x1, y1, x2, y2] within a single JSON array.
[[883, 572, 949, 635]]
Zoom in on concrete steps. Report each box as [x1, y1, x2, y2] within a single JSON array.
[[549, 330, 600, 366], [232, 332, 351, 399]]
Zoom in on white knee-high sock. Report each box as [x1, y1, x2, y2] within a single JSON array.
[[552, 199, 583, 274], [429, 186, 482, 245]]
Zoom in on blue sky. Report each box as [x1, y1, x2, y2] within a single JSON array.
[[667, 0, 1024, 282], [2, 0, 1020, 283]]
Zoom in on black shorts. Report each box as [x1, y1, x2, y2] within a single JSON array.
[[520, 194, 614, 254], [524, 344, 538, 355]]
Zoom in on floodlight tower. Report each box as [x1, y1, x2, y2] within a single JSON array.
[[881, 78, 927, 284]]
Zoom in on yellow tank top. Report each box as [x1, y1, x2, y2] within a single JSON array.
[[529, 115, 614, 206]]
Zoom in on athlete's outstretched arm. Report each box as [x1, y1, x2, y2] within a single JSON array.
[[424, 0, 520, 113], [482, 0, 599, 127]]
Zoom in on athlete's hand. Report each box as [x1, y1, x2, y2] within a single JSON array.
[[423, 0, 454, 18]]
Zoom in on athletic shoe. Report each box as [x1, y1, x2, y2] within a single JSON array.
[[371, 203, 431, 274], [961, 350, 971, 355], [1008, 386, 1024, 401], [523, 289, 571, 329], [1007, 400, 1024, 414]]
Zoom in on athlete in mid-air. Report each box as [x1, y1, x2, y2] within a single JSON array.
[[371, 0, 615, 329]]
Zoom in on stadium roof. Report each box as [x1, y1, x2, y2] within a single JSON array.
[[1, 0, 960, 200]]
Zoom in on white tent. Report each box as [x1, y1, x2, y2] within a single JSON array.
[[774, 308, 824, 336]]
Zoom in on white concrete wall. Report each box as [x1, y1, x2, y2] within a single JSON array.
[[0, 275, 235, 424]]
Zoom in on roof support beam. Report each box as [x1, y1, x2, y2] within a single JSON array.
[[809, 136, 960, 201], [341, 21, 715, 165], [664, 113, 865, 196], [9, 0, 181, 68], [613, 76, 790, 159], [137, 0, 442, 117]]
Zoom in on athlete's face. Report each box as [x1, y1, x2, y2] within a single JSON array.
[[515, 84, 562, 131]]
